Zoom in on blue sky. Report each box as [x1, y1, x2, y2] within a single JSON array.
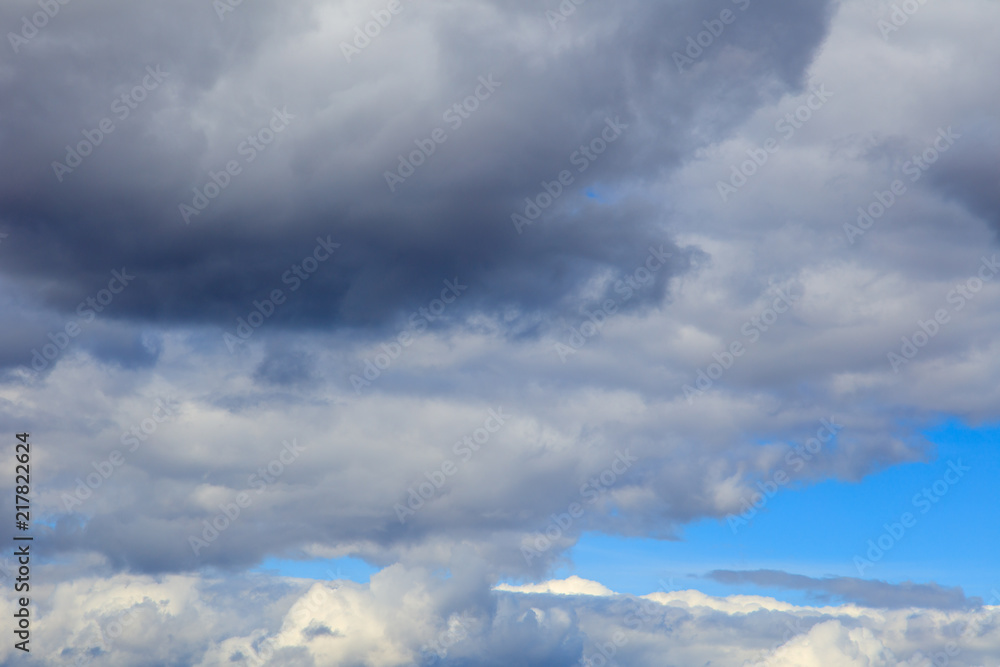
[[555, 419, 999, 605]]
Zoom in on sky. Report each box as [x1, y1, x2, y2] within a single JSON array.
[[0, 0, 999, 664]]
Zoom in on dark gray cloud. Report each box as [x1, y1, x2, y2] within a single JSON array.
[[0, 0, 836, 351], [253, 343, 318, 386], [706, 569, 980, 610], [926, 119, 1000, 237]]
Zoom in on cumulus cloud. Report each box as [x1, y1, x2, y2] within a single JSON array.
[[5, 573, 999, 666]]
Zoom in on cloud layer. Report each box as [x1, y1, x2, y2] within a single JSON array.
[[7, 573, 999, 666], [1, 0, 999, 663]]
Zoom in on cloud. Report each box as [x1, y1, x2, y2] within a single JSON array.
[[0, 0, 841, 342], [9, 572, 1000, 666], [705, 569, 981, 610], [1, 0, 999, 663], [494, 576, 616, 597]]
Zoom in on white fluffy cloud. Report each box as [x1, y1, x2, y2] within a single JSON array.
[[6, 573, 999, 666]]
